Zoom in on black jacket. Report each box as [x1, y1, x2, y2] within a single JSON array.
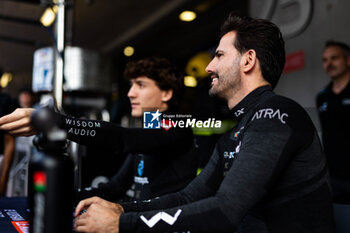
[[118, 86, 333, 233], [54, 111, 198, 202]]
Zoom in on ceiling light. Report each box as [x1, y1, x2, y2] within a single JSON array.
[[40, 5, 58, 27], [184, 76, 197, 87], [123, 46, 135, 57], [179, 11, 197, 22], [0, 72, 13, 88]]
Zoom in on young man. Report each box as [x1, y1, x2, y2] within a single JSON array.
[[316, 40, 350, 202], [1, 15, 334, 232], [0, 57, 198, 202], [71, 15, 333, 233]]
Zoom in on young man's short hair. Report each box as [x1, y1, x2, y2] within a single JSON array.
[[124, 57, 184, 108]]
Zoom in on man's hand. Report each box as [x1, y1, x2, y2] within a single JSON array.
[[74, 196, 124, 217], [0, 108, 36, 136], [74, 203, 121, 233], [74, 197, 124, 233]]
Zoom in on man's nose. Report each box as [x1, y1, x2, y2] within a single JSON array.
[[127, 85, 136, 98], [205, 59, 215, 74]]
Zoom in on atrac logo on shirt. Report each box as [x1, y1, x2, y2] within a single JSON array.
[[143, 110, 162, 129]]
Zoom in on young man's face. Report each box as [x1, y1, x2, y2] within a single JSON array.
[[19, 92, 33, 108], [322, 46, 350, 80], [127, 76, 172, 117], [205, 31, 242, 100]]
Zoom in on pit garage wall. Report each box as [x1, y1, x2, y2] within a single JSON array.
[[249, 0, 349, 129]]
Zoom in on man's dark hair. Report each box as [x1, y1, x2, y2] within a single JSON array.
[[220, 14, 286, 89], [124, 57, 184, 108], [19, 87, 34, 95], [325, 40, 350, 57]]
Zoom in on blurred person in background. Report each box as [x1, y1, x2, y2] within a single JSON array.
[[316, 40, 350, 203], [0, 85, 19, 195], [6, 87, 38, 196], [18, 87, 36, 108]]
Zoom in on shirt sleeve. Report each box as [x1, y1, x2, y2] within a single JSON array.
[[120, 144, 222, 213], [119, 117, 298, 233], [53, 111, 193, 155]]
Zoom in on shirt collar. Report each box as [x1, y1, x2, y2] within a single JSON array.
[[230, 85, 272, 121]]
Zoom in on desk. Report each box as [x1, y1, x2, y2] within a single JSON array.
[[0, 197, 28, 233]]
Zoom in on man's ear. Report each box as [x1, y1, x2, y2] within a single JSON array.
[[162, 89, 173, 103], [241, 49, 257, 73]]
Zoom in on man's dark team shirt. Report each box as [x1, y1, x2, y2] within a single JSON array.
[[316, 81, 350, 179], [52, 112, 198, 202], [118, 86, 333, 233]]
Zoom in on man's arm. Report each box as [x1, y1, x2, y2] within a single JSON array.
[[0, 133, 15, 195], [74, 145, 223, 233], [0, 108, 193, 154], [74, 197, 123, 233], [74, 124, 293, 233], [0, 108, 35, 136], [117, 119, 305, 233], [53, 112, 193, 154], [74, 112, 318, 233]]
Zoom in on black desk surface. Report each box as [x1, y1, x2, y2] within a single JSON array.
[[0, 197, 28, 233]]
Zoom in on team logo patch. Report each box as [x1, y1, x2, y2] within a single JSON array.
[[140, 209, 182, 228], [251, 108, 288, 124], [223, 141, 241, 159], [234, 127, 244, 138], [137, 160, 144, 176], [234, 108, 245, 117]]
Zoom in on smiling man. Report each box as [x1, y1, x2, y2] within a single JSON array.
[[72, 14, 334, 233]]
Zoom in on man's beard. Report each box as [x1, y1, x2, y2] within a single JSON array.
[[208, 72, 220, 97], [208, 71, 241, 100]]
